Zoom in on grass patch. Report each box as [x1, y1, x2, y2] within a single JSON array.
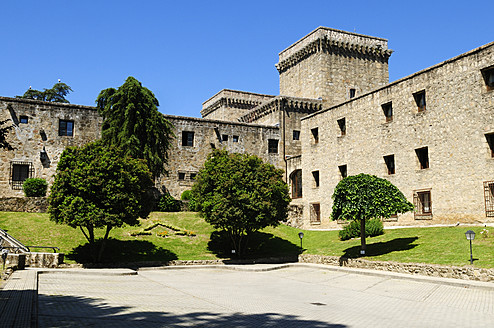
[[0, 211, 493, 268]]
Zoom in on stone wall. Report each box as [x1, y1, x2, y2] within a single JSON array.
[[24, 252, 64, 268], [0, 197, 48, 212], [299, 41, 494, 228]]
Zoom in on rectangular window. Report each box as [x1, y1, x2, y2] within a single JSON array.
[[384, 154, 395, 175], [415, 147, 429, 169], [290, 170, 302, 199], [311, 128, 319, 144], [19, 116, 28, 124], [268, 139, 278, 154], [484, 181, 494, 217], [414, 189, 432, 219], [349, 88, 356, 99], [337, 118, 346, 136], [9, 161, 33, 190], [485, 133, 494, 157], [310, 203, 321, 223], [293, 130, 300, 141], [338, 165, 347, 179], [232, 135, 239, 142], [382, 102, 393, 122], [182, 131, 194, 147], [178, 172, 186, 180], [222, 134, 228, 142], [413, 90, 426, 112], [481, 66, 494, 91], [59, 119, 74, 136], [312, 171, 320, 188], [190, 173, 197, 181]]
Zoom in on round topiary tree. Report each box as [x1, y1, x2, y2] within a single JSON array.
[[23, 178, 48, 197]]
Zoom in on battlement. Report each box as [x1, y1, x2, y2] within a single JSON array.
[[239, 96, 322, 123]]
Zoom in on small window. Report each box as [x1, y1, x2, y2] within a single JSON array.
[[232, 135, 239, 142], [178, 172, 186, 180], [19, 116, 28, 124], [222, 134, 228, 142], [311, 128, 319, 144], [268, 139, 278, 154], [382, 102, 393, 122], [483, 181, 494, 217], [59, 120, 74, 136], [290, 170, 302, 199], [338, 165, 347, 179], [310, 203, 321, 223], [486, 133, 494, 157], [413, 90, 426, 112], [349, 88, 356, 99], [293, 130, 300, 141], [182, 131, 194, 147], [190, 173, 197, 181], [9, 161, 34, 190], [415, 147, 429, 169], [337, 118, 346, 136], [384, 154, 395, 175], [312, 171, 319, 188], [481, 66, 494, 91], [414, 189, 432, 219]]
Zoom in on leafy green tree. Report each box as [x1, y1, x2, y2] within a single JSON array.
[[48, 141, 153, 262], [0, 119, 14, 150], [331, 173, 414, 255], [192, 150, 290, 257], [96, 77, 174, 179], [17, 82, 73, 103]]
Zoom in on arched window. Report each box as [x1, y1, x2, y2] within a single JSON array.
[[290, 170, 302, 199]]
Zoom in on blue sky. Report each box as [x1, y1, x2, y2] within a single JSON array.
[[1, 1, 493, 118]]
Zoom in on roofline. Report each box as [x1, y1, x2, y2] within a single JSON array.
[[0, 96, 97, 110], [162, 114, 280, 130]]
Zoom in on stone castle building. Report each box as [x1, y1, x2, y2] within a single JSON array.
[[1, 27, 494, 228]]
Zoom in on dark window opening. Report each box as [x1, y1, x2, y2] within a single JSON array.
[[413, 91, 426, 112], [19, 116, 28, 124], [222, 134, 228, 142], [484, 181, 494, 217], [311, 128, 319, 144], [190, 173, 197, 181], [312, 171, 320, 188], [337, 118, 346, 136], [290, 170, 302, 199], [481, 66, 494, 91], [415, 147, 429, 169], [310, 203, 321, 223], [182, 131, 194, 147], [486, 133, 494, 157], [59, 120, 74, 136], [382, 102, 393, 122], [349, 88, 356, 99], [384, 155, 395, 175], [9, 161, 34, 190], [232, 135, 239, 142], [293, 130, 300, 141], [338, 165, 347, 179], [414, 190, 432, 218], [178, 172, 186, 180], [268, 139, 279, 154]]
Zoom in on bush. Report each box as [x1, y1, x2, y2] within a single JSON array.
[[23, 178, 48, 197], [181, 190, 197, 211], [156, 192, 180, 212], [181, 190, 192, 200], [338, 218, 384, 241]]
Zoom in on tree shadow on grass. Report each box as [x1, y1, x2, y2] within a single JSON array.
[[67, 238, 177, 267], [207, 230, 301, 262], [341, 237, 419, 259]]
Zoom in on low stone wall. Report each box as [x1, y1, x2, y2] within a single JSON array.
[[24, 252, 64, 268], [0, 197, 48, 213], [3, 253, 26, 270], [299, 254, 494, 282]]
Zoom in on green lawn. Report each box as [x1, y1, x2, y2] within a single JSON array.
[[0, 211, 492, 268]]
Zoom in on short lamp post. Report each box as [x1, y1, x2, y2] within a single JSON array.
[[465, 230, 476, 265], [298, 232, 304, 249]]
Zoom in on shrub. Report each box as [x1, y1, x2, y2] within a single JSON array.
[[338, 218, 384, 241], [181, 190, 198, 211], [23, 178, 48, 197], [181, 190, 192, 200], [156, 192, 180, 212]]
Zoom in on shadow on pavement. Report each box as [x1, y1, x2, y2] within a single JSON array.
[[38, 294, 347, 327], [341, 237, 419, 258]]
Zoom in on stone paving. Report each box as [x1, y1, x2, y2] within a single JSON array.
[[35, 265, 494, 327]]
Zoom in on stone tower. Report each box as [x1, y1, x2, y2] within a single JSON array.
[[276, 27, 392, 106]]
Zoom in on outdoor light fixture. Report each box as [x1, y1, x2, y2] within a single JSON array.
[[298, 232, 304, 249], [40, 146, 48, 163], [465, 230, 476, 264], [1, 248, 8, 270]]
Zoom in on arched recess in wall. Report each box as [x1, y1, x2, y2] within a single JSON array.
[[290, 169, 302, 199]]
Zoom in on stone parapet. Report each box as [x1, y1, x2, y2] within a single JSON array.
[[24, 252, 64, 268]]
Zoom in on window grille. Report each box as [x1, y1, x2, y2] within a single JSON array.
[[9, 161, 34, 190], [268, 139, 278, 154], [413, 189, 432, 219], [484, 181, 494, 217]]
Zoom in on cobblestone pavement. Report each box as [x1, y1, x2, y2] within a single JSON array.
[[37, 266, 494, 327]]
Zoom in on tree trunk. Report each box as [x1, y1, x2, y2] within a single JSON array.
[[97, 225, 112, 263], [360, 219, 366, 256]]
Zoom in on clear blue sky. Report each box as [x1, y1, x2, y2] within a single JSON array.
[[1, 1, 492, 118]]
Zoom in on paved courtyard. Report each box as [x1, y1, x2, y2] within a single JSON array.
[[37, 265, 494, 327]]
